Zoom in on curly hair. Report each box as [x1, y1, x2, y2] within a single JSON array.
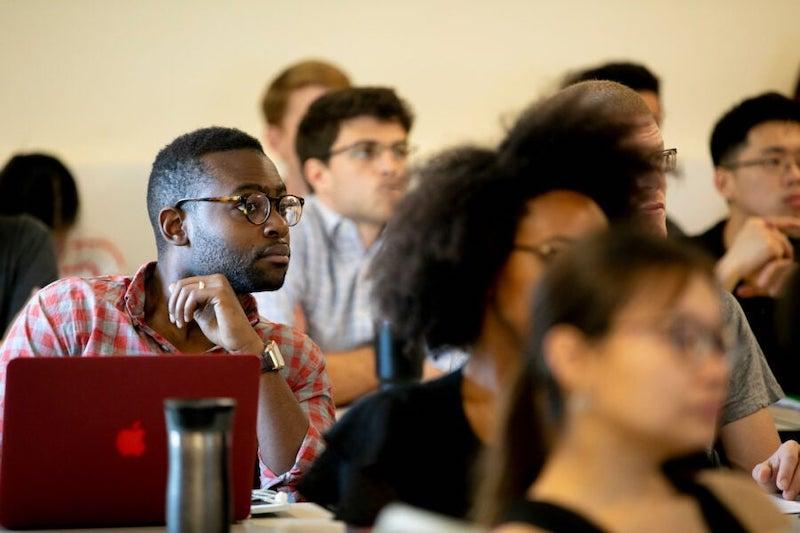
[[372, 82, 655, 355]]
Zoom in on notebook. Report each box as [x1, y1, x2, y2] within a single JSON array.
[[0, 355, 260, 529]]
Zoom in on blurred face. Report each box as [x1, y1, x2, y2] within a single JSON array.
[[314, 116, 410, 225], [266, 84, 329, 175], [583, 274, 729, 456], [629, 116, 668, 237], [717, 120, 800, 219], [638, 90, 663, 127], [493, 191, 608, 338], [184, 149, 291, 293]]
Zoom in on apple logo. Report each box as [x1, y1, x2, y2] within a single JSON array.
[[116, 420, 146, 457]]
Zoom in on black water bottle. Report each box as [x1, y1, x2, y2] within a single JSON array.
[[374, 319, 423, 390]]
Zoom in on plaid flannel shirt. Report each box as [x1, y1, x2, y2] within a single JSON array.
[[0, 262, 334, 491]]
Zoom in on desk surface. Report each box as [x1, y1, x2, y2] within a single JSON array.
[[770, 403, 800, 432], [0, 503, 344, 533]]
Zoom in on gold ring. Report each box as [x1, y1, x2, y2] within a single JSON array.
[[197, 280, 205, 290]]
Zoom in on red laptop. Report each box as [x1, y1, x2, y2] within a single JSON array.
[[0, 355, 260, 529]]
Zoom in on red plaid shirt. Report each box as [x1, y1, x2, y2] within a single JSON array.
[[0, 262, 334, 491]]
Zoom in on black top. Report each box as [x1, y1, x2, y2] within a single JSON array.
[[689, 219, 800, 394], [297, 369, 482, 526], [504, 467, 747, 533], [0, 215, 58, 336]]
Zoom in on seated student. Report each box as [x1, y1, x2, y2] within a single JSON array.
[[298, 88, 654, 525], [0, 127, 334, 491], [516, 80, 800, 500], [689, 93, 800, 394], [0, 153, 126, 277], [561, 60, 685, 238], [0, 215, 58, 337], [477, 229, 788, 532], [260, 59, 351, 197], [255, 87, 415, 406]]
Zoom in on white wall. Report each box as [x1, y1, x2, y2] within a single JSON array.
[[1, 0, 798, 271]]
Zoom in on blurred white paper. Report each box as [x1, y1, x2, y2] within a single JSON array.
[[770, 495, 800, 514]]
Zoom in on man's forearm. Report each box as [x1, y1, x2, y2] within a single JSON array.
[[326, 346, 378, 406], [255, 372, 310, 475], [719, 407, 781, 472]]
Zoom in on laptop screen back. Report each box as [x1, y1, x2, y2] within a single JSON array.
[[0, 355, 260, 528]]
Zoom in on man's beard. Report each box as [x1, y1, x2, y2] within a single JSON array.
[[190, 228, 287, 294]]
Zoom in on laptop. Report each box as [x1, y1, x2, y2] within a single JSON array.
[[0, 355, 260, 529]]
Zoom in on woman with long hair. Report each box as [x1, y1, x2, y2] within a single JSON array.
[[477, 229, 788, 532]]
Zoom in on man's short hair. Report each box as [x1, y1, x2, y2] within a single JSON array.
[[563, 61, 660, 95], [295, 87, 414, 167], [261, 59, 351, 126], [146, 127, 264, 253], [710, 92, 800, 166], [498, 80, 656, 223]]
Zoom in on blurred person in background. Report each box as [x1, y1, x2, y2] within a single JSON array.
[[563, 60, 686, 238], [298, 82, 653, 526], [255, 87, 415, 406], [0, 215, 58, 337], [260, 59, 351, 196], [0, 153, 126, 277], [476, 229, 788, 532], [690, 93, 800, 394]]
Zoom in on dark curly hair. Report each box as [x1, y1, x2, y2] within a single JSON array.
[[711, 92, 800, 166], [372, 81, 655, 354], [499, 80, 656, 224], [146, 126, 264, 254]]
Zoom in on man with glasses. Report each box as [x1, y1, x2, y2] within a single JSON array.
[[255, 87, 414, 406], [504, 80, 800, 502], [690, 92, 800, 394], [0, 127, 334, 493]]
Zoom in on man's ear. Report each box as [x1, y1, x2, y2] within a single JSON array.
[[158, 207, 189, 247], [542, 324, 591, 394], [714, 166, 736, 203], [303, 158, 329, 193], [264, 123, 282, 154]]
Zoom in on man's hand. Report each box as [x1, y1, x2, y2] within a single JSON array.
[[736, 258, 799, 298], [752, 440, 800, 500], [716, 217, 796, 292], [167, 274, 262, 353]]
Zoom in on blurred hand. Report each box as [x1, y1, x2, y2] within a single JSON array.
[[167, 274, 262, 354], [736, 258, 798, 298], [752, 440, 800, 500], [717, 217, 795, 292]]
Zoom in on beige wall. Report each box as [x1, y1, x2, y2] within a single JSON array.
[[1, 0, 798, 271]]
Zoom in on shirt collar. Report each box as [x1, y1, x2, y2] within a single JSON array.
[[309, 195, 351, 239], [308, 195, 385, 253], [125, 262, 260, 327]]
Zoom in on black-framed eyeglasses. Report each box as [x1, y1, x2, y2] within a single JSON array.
[[723, 153, 800, 175], [620, 315, 732, 368], [326, 140, 416, 162], [174, 193, 305, 226], [658, 148, 678, 173]]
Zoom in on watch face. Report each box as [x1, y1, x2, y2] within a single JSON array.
[[261, 341, 285, 372]]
